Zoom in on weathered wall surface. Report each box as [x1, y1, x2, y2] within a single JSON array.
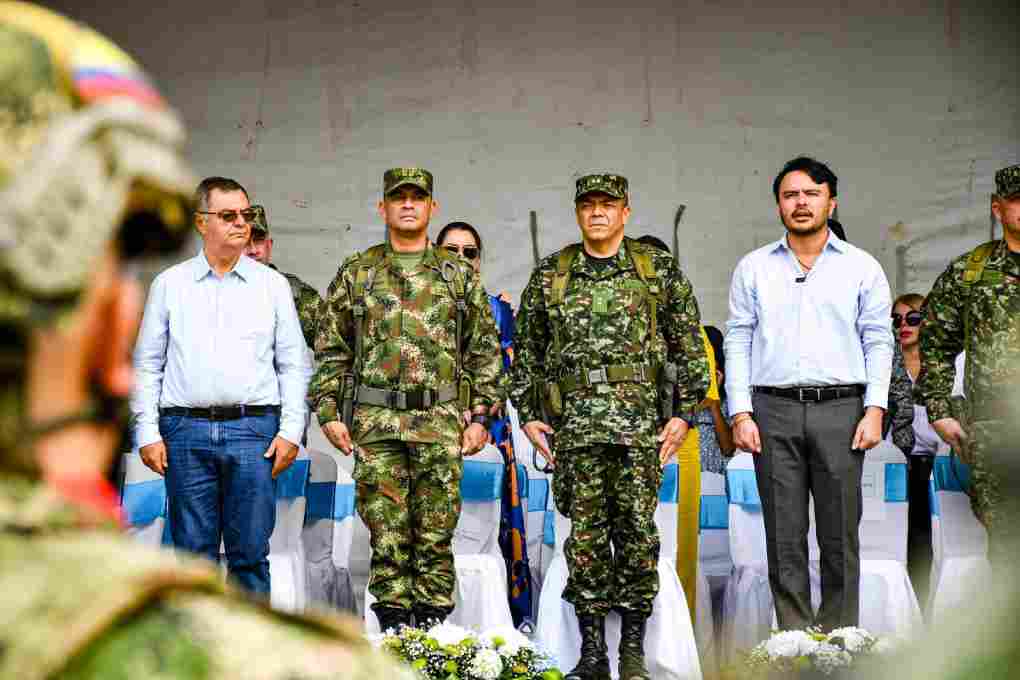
[[54, 0, 1019, 324]]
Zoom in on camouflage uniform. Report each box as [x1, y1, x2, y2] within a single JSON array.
[[309, 168, 504, 615], [885, 343, 916, 455], [509, 174, 709, 617], [0, 5, 414, 678], [916, 164, 1020, 560], [251, 205, 323, 347]]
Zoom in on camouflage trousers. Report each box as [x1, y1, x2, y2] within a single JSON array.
[[969, 420, 1020, 564], [354, 439, 463, 611], [554, 444, 662, 617]]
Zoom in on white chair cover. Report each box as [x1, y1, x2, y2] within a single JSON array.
[[697, 471, 730, 677], [302, 448, 357, 614], [268, 449, 309, 613], [365, 444, 513, 633], [118, 450, 169, 547], [929, 449, 991, 621], [535, 465, 703, 680]]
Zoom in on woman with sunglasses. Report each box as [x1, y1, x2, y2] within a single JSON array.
[[435, 221, 534, 627], [893, 292, 940, 612]]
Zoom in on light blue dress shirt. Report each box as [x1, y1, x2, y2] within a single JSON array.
[[132, 251, 312, 448], [724, 232, 894, 415]]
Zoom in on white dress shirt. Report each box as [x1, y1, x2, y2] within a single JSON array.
[[724, 232, 894, 415], [132, 251, 312, 448]]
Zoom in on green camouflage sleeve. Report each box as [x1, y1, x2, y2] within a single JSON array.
[[508, 263, 552, 425], [463, 269, 505, 410], [309, 260, 356, 426], [884, 344, 916, 455], [659, 255, 709, 420], [294, 279, 323, 349], [916, 259, 966, 422]]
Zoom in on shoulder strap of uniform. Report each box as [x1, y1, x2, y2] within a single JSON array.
[[624, 238, 663, 338], [961, 240, 999, 285], [550, 243, 581, 308]]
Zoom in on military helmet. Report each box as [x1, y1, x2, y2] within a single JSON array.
[[0, 1, 194, 329]]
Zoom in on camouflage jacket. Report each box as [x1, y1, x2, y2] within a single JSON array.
[[271, 264, 323, 349], [310, 241, 504, 445], [0, 476, 414, 680], [885, 344, 916, 455], [917, 239, 1020, 424], [509, 238, 709, 451]]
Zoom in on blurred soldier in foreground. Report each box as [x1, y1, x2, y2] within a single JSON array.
[[246, 204, 323, 348], [0, 3, 412, 677], [916, 163, 1020, 562], [511, 173, 709, 680]]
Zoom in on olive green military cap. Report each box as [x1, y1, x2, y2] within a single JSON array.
[[575, 173, 629, 201], [383, 167, 434, 197], [250, 204, 269, 235], [995, 164, 1020, 199]]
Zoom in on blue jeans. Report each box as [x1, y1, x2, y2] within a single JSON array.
[[162, 412, 278, 595]]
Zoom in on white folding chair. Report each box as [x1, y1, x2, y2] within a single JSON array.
[[698, 471, 731, 676], [365, 444, 513, 632], [535, 462, 703, 680], [268, 450, 310, 613], [302, 448, 357, 615], [929, 449, 990, 621], [720, 452, 772, 662], [118, 450, 169, 547]]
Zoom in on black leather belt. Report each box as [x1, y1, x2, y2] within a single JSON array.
[[159, 405, 281, 420], [753, 385, 865, 402]]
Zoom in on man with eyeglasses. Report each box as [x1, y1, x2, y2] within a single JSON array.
[[245, 204, 323, 349], [917, 163, 1020, 563], [132, 176, 312, 596], [309, 168, 504, 631]]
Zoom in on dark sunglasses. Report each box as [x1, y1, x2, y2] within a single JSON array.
[[892, 310, 923, 329], [197, 208, 259, 223], [444, 244, 480, 260]]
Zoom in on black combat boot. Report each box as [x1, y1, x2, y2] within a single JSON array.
[[617, 610, 651, 680], [564, 614, 611, 680], [373, 605, 412, 633], [412, 604, 452, 629]]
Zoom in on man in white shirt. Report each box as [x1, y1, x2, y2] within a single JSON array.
[[132, 176, 312, 595], [725, 156, 894, 630]]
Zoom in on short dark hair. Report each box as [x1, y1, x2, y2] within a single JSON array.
[[436, 221, 483, 255], [772, 156, 838, 203], [194, 176, 248, 212], [635, 234, 670, 254]]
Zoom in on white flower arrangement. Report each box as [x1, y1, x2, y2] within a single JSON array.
[[733, 626, 892, 678], [376, 623, 563, 680]]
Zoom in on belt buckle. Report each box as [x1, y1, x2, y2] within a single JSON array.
[[389, 391, 407, 410], [798, 387, 821, 402], [408, 391, 428, 410], [208, 405, 224, 420], [588, 367, 608, 386], [634, 364, 646, 382]]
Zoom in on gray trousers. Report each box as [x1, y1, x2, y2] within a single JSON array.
[[752, 391, 865, 630]]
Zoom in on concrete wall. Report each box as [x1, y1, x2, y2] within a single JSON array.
[[54, 0, 1019, 325]]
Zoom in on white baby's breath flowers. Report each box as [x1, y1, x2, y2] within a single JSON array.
[[469, 648, 504, 680], [763, 630, 820, 658], [813, 642, 853, 675], [828, 626, 874, 653]]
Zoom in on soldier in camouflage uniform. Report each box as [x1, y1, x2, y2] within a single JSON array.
[[246, 204, 323, 348], [510, 174, 709, 680], [309, 168, 504, 632], [917, 163, 1020, 563], [0, 3, 415, 678]]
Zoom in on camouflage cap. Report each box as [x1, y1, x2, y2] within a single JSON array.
[[383, 167, 433, 197], [0, 2, 194, 324], [575, 173, 629, 201], [995, 164, 1020, 199], [250, 204, 269, 235]]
